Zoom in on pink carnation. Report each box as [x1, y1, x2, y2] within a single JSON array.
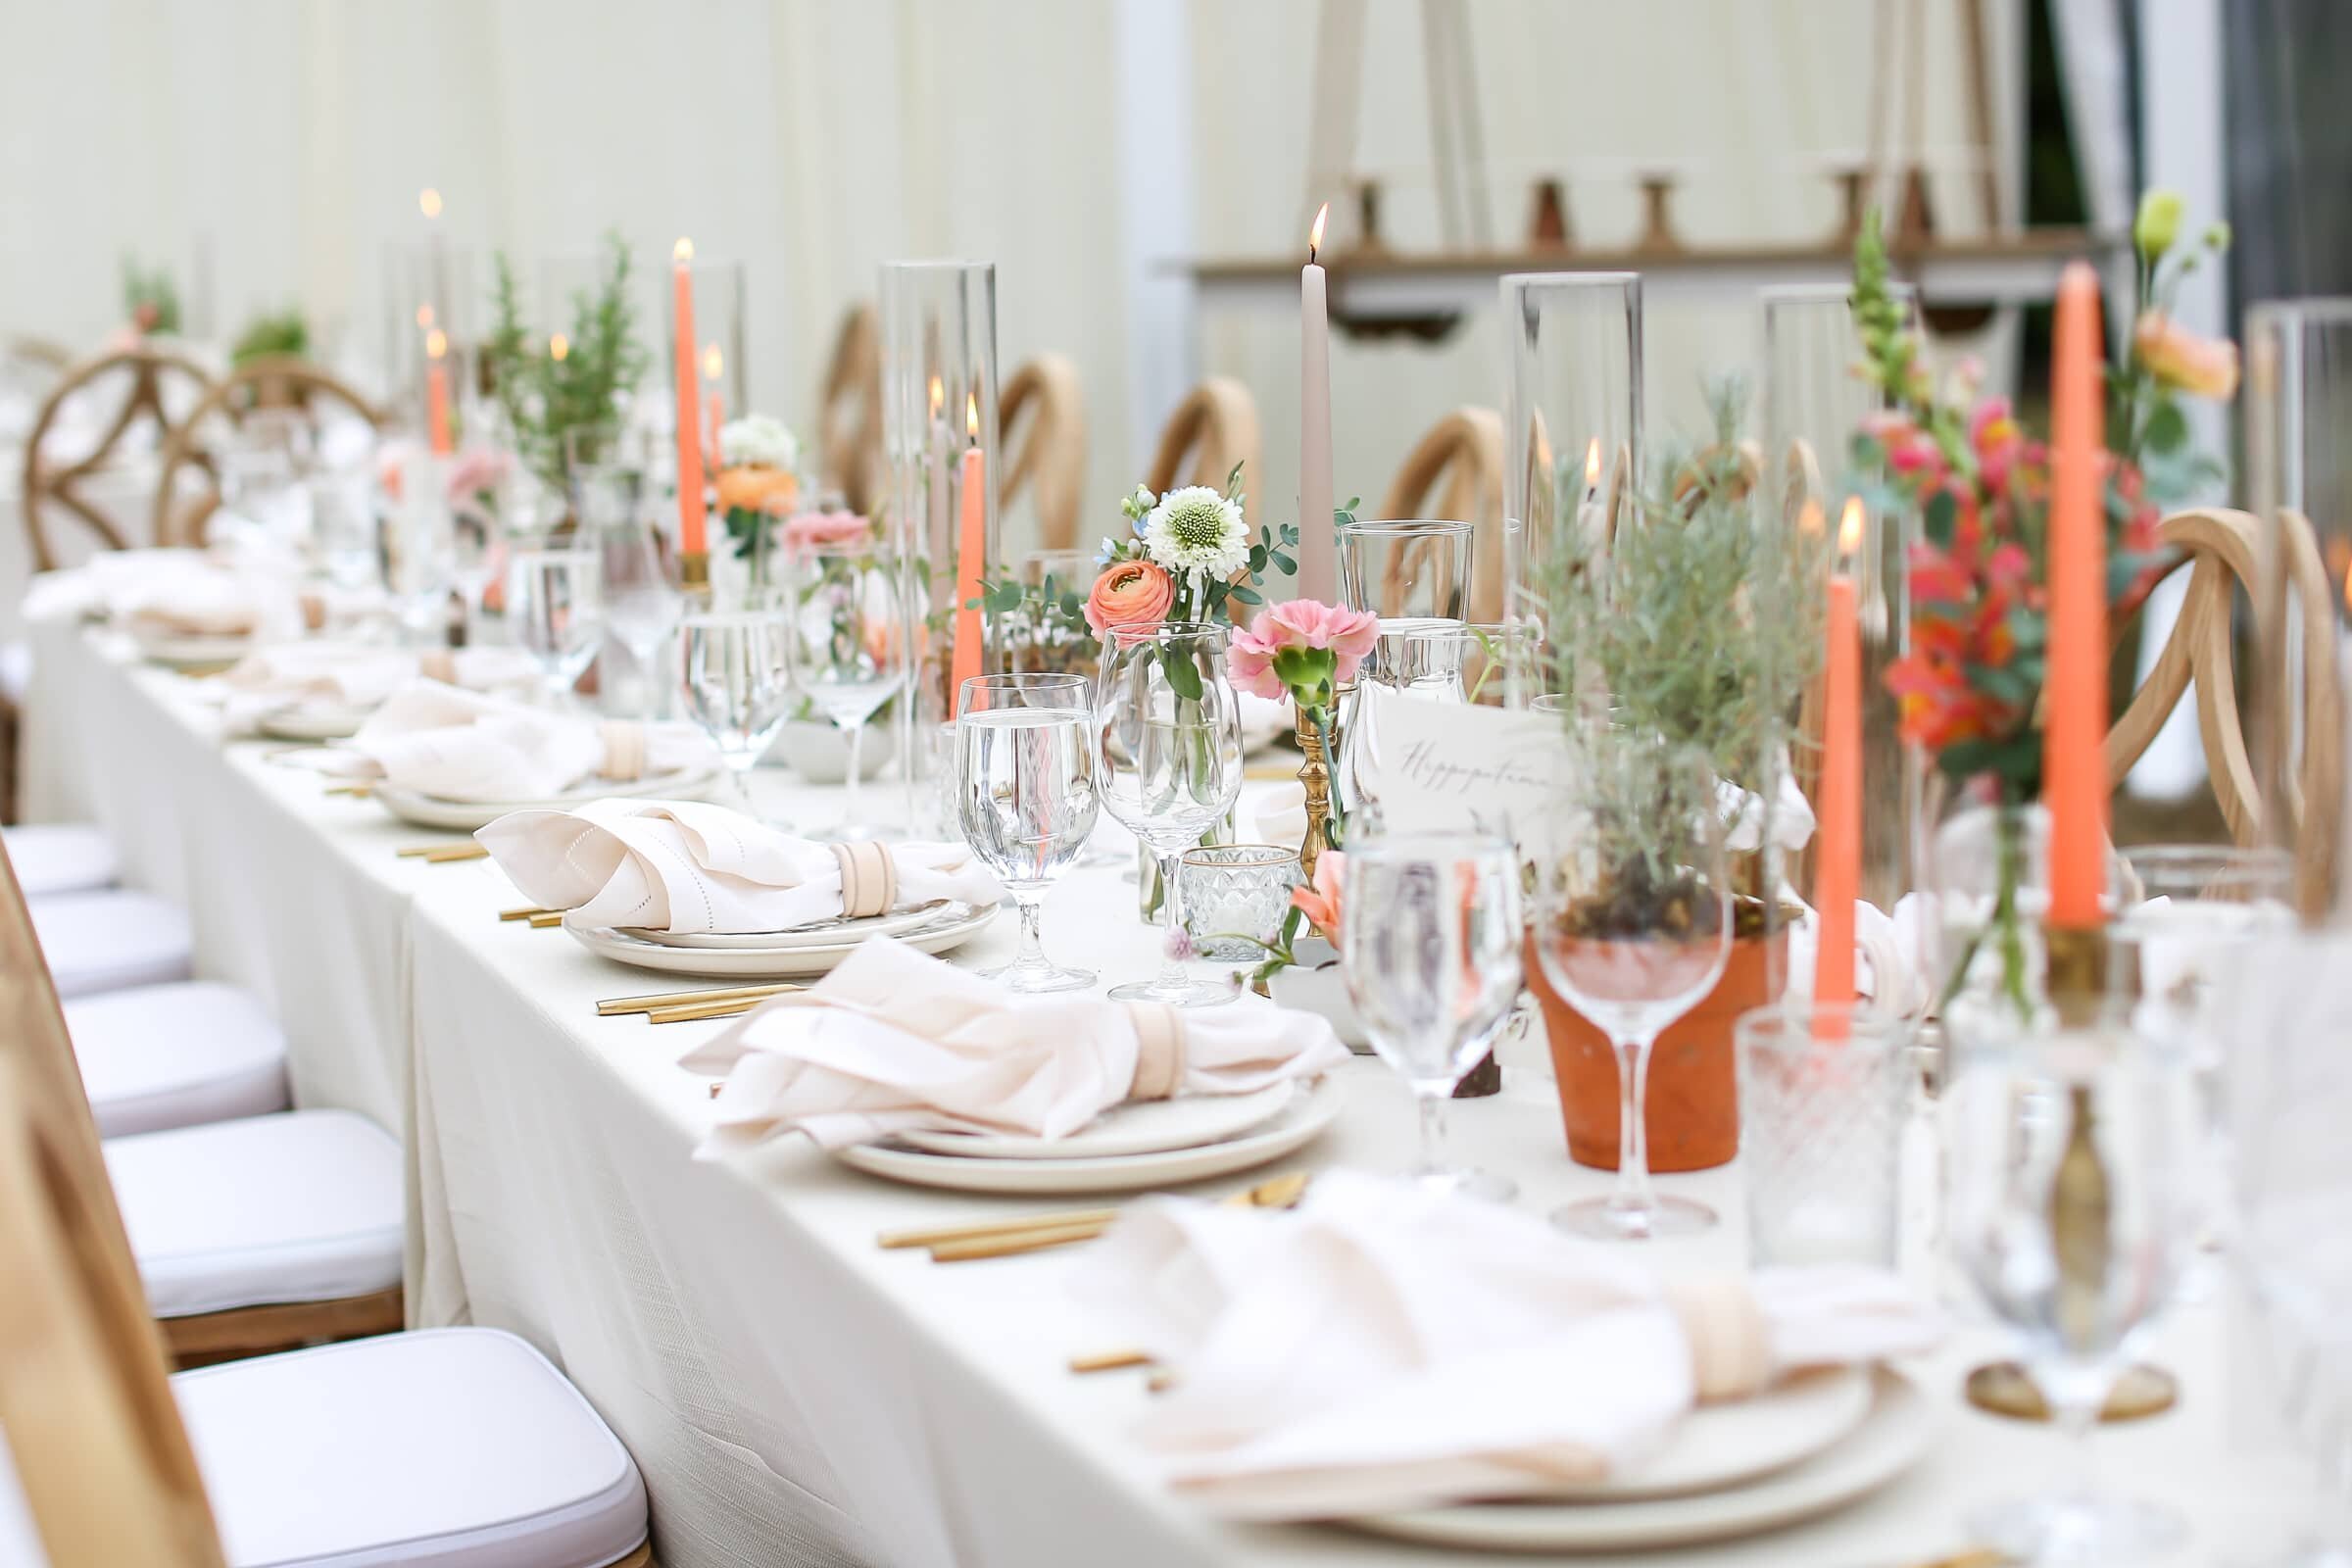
[[1225, 598, 1379, 704], [781, 509, 873, 557], [445, 446, 512, 503]]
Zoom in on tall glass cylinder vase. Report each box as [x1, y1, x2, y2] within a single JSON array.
[[1498, 272, 1642, 709], [880, 261, 1001, 835], [383, 241, 478, 442], [2247, 299, 2352, 924], [662, 257, 749, 468], [1761, 282, 1922, 980]]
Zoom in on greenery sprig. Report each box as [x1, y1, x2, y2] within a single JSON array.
[[483, 231, 651, 495]]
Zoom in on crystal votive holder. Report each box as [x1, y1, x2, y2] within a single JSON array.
[[1735, 1001, 1911, 1268], [1180, 844, 1303, 962]]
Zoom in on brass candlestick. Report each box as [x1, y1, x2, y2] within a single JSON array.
[[679, 549, 711, 604], [1295, 709, 1334, 883]]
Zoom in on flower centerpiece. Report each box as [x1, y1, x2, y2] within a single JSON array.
[[1849, 193, 2234, 1017], [973, 564, 1101, 679], [481, 231, 652, 502], [121, 256, 180, 337], [713, 414, 802, 595], [1227, 598, 1378, 879]]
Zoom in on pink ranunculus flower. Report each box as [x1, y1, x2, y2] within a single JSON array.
[[1083, 560, 1174, 638], [781, 509, 872, 557]]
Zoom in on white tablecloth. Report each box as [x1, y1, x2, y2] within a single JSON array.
[[19, 620, 2318, 1568]]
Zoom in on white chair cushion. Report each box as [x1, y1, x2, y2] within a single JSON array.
[[2, 822, 119, 899], [28, 888, 192, 998], [0, 638, 27, 705], [68, 981, 290, 1137], [0, 1330, 648, 1568], [105, 1109, 402, 1319]]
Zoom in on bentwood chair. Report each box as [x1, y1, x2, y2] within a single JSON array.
[[815, 303, 883, 515], [1144, 377, 1262, 522], [149, 357, 388, 548], [0, 839, 655, 1567], [1375, 407, 1506, 622], [999, 355, 1088, 551]]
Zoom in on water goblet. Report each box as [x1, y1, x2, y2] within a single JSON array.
[[1531, 730, 1733, 1239], [956, 673, 1098, 993], [1092, 623, 1245, 1006], [592, 505, 682, 718], [785, 536, 901, 838], [506, 545, 605, 707], [1343, 833, 1524, 1200], [678, 609, 795, 815]]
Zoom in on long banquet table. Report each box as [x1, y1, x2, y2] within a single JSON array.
[[21, 613, 2317, 1568]]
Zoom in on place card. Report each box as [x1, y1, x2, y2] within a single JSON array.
[[1355, 685, 1572, 856]]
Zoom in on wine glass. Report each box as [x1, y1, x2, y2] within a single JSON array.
[[1092, 622, 1245, 1006], [592, 503, 682, 719], [506, 545, 605, 707], [784, 538, 902, 839], [1531, 730, 1733, 1239], [1946, 1008, 2199, 1561], [956, 673, 1098, 993], [678, 610, 795, 814], [1343, 833, 1524, 1200]]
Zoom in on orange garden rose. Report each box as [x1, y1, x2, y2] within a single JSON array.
[[715, 465, 801, 515], [1082, 560, 1174, 637], [2133, 313, 2240, 399]]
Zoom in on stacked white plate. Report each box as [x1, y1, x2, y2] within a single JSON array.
[[1342, 1364, 1934, 1551], [835, 1075, 1344, 1194], [564, 898, 998, 979], [254, 703, 371, 742], [370, 762, 725, 830], [133, 629, 253, 670]]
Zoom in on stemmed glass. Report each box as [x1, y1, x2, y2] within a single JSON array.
[[382, 450, 459, 646], [1344, 833, 1524, 1200], [678, 610, 795, 816], [591, 499, 682, 719], [785, 538, 902, 838], [1531, 731, 1733, 1239], [506, 545, 605, 708], [1092, 623, 1245, 1006], [956, 673, 1098, 993], [1946, 1010, 2199, 1562]]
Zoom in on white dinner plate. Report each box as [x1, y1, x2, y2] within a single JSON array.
[[370, 763, 724, 831], [256, 704, 370, 742], [619, 902, 956, 951], [833, 1075, 1342, 1194], [564, 901, 996, 978], [134, 631, 252, 669], [1526, 1366, 1873, 1502], [1343, 1365, 1932, 1553], [896, 1081, 1299, 1161]]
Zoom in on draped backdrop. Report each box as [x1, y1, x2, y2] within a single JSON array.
[[0, 0, 2019, 561]]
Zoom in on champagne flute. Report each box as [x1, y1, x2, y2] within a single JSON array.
[[956, 673, 1098, 992], [1531, 730, 1732, 1239], [1344, 833, 1524, 1200], [1092, 623, 1244, 1006], [785, 536, 901, 838], [678, 610, 795, 816], [1946, 1010, 2198, 1561], [506, 545, 605, 707]]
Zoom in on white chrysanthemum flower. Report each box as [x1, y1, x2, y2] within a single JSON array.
[[1142, 485, 1250, 576], [718, 413, 799, 471]]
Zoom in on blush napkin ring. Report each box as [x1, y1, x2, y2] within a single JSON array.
[[597, 721, 648, 781], [1124, 1002, 1185, 1101], [417, 649, 458, 684], [829, 841, 898, 919], [1663, 1275, 1772, 1402]]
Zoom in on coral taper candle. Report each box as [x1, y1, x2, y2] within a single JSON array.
[[2043, 262, 2108, 929], [423, 328, 453, 456], [1813, 499, 1865, 1008], [1297, 203, 1335, 601], [672, 239, 707, 559], [952, 394, 987, 695]]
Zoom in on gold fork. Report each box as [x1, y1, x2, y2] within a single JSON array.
[[902, 1168, 1312, 1264]]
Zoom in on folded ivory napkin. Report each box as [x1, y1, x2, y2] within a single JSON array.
[[478, 799, 1003, 937], [301, 680, 716, 801], [24, 547, 305, 639], [1072, 1171, 1942, 1519], [1787, 892, 1936, 1017], [215, 644, 538, 730], [676, 936, 1349, 1153]]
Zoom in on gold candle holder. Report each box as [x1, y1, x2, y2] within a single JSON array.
[[1295, 710, 1334, 882], [679, 549, 711, 604]]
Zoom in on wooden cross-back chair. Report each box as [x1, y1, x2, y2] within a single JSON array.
[[20, 343, 218, 572], [1375, 407, 1506, 621], [1144, 377, 1261, 521], [999, 354, 1088, 552], [816, 303, 883, 514], [151, 357, 389, 548]]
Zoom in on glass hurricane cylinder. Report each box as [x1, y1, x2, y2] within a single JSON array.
[[1762, 283, 1921, 920], [383, 240, 477, 429], [880, 261, 1001, 835], [662, 257, 749, 462], [1498, 271, 1642, 709], [2247, 299, 2352, 923], [1339, 519, 1473, 625]]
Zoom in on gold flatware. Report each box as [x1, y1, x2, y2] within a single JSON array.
[[597, 982, 803, 1016], [879, 1206, 1119, 1250], [398, 843, 487, 863], [526, 911, 566, 928], [500, 906, 553, 922], [1067, 1348, 1153, 1374], [907, 1168, 1315, 1264], [646, 998, 781, 1025], [324, 783, 372, 798], [1896, 1552, 2011, 1568], [929, 1220, 1116, 1262]]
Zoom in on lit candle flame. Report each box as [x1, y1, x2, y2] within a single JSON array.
[[415, 304, 435, 330], [965, 392, 980, 444], [1308, 202, 1330, 264], [673, 237, 694, 264], [1584, 437, 1601, 489], [418, 188, 442, 220], [928, 375, 944, 418], [549, 332, 569, 362], [1838, 497, 1866, 557], [702, 344, 723, 380], [425, 328, 448, 361], [1798, 499, 1826, 538]]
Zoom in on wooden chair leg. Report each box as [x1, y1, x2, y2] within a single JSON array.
[[603, 1542, 656, 1568], [163, 1285, 405, 1367]]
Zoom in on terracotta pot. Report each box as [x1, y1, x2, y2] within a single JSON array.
[[1528, 932, 1784, 1173]]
